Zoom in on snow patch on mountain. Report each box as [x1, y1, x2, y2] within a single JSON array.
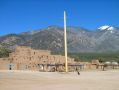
[[98, 25, 115, 31]]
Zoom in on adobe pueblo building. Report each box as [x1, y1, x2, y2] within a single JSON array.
[[0, 46, 80, 72], [2, 46, 117, 71]]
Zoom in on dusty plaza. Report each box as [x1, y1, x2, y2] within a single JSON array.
[[0, 46, 119, 90], [0, 70, 119, 90]]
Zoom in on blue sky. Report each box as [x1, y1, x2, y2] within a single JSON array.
[[0, 0, 119, 35]]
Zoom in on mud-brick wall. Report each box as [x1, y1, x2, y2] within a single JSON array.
[[0, 58, 10, 70]]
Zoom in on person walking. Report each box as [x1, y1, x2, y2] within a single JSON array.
[[77, 71, 80, 75], [76, 67, 80, 75]]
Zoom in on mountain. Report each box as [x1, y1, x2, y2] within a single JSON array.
[[0, 25, 119, 53], [98, 25, 115, 31], [98, 25, 119, 33]]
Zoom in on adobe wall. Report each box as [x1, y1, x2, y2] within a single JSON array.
[[0, 58, 10, 70]]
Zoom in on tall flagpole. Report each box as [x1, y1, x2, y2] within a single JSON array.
[[64, 11, 68, 72]]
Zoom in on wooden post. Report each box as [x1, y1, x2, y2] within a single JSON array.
[[64, 11, 68, 72]]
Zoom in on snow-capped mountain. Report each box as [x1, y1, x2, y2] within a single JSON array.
[[98, 25, 115, 31]]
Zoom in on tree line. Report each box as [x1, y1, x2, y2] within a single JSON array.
[[68, 52, 119, 63], [0, 48, 11, 58]]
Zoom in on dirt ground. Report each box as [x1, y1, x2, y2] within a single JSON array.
[[0, 70, 119, 90]]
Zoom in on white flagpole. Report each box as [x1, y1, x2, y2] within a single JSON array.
[[64, 11, 68, 72]]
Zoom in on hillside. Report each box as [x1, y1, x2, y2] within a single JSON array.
[[0, 25, 119, 53]]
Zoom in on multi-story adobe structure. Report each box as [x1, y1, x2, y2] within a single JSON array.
[[0, 46, 77, 71]]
